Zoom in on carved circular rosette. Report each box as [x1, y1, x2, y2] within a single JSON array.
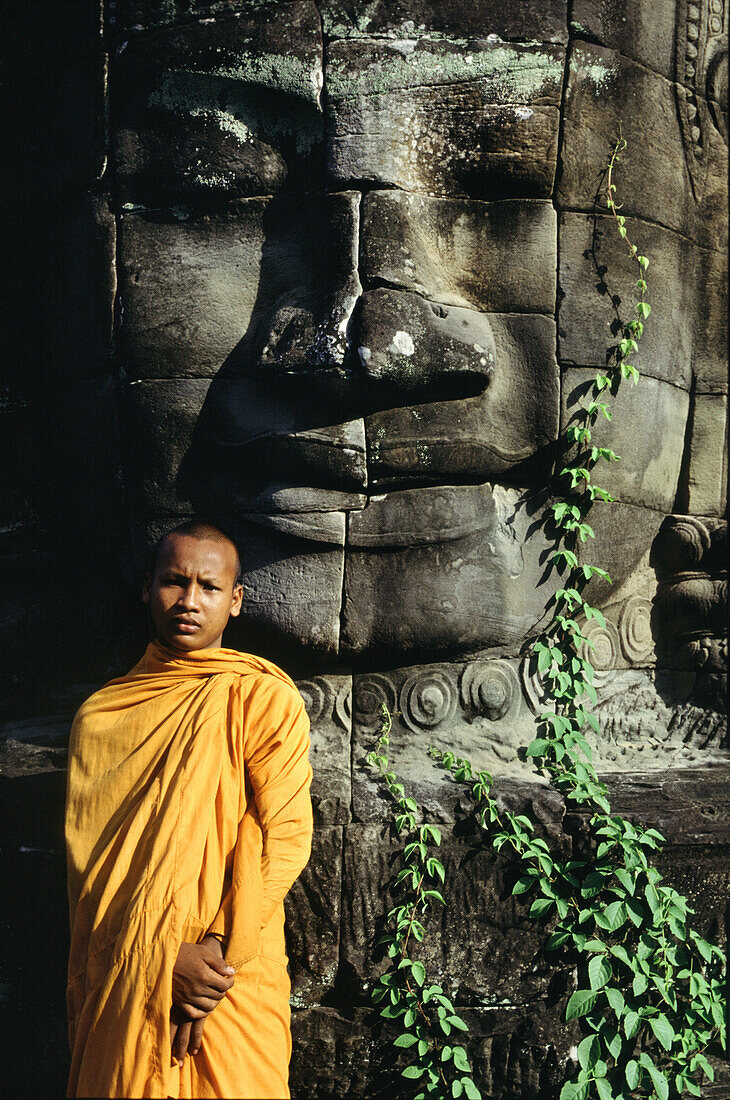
[[353, 673, 398, 735], [296, 676, 331, 726], [400, 669, 457, 734], [460, 660, 519, 721], [335, 680, 352, 731], [618, 597, 654, 666], [520, 655, 549, 716], [578, 619, 621, 689]]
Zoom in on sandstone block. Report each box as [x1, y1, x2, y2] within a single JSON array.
[[342, 483, 560, 661], [285, 826, 343, 1007], [118, 192, 361, 382], [366, 313, 559, 486], [362, 192, 556, 314], [320, 0, 569, 42], [339, 823, 560, 1005], [683, 393, 728, 517], [295, 675, 352, 824], [571, 0, 676, 78], [326, 38, 563, 198], [113, 2, 323, 205], [123, 376, 367, 515], [561, 369, 690, 512], [557, 42, 727, 251], [558, 212, 694, 388]]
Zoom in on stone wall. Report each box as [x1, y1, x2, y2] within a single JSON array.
[[1, 1, 727, 1095]]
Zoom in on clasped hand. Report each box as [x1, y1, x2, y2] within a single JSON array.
[[170, 936, 235, 1066]]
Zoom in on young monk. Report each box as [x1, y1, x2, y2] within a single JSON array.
[[65, 521, 313, 1098]]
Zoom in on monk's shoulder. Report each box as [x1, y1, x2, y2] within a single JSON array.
[[238, 669, 305, 721]]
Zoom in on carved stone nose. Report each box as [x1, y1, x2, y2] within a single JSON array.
[[355, 288, 495, 398]]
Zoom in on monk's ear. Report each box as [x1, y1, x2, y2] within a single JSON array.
[[229, 583, 243, 618], [142, 572, 152, 604]]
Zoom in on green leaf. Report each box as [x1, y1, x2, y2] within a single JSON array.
[[605, 1028, 622, 1060], [605, 987, 625, 1015], [566, 989, 600, 1020], [632, 973, 648, 997], [588, 955, 613, 990], [526, 739, 550, 757], [402, 1065, 424, 1079], [625, 1060, 641, 1090], [559, 1082, 589, 1100], [394, 1032, 419, 1048], [453, 1047, 471, 1073], [452, 1081, 464, 1099], [448, 1015, 470, 1032], [648, 1014, 674, 1052], [595, 1080, 612, 1100], [411, 961, 426, 987], [463, 1080, 482, 1100], [645, 1062, 669, 1100], [577, 1034, 599, 1071], [623, 1011, 641, 1039]]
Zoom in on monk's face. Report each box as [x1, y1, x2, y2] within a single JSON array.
[[142, 533, 242, 652]]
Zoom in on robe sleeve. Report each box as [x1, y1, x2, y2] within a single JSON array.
[[206, 674, 313, 954], [245, 676, 314, 930]]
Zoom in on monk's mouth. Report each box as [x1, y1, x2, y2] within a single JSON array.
[[171, 619, 201, 633]]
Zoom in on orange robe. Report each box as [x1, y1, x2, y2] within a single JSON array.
[[65, 643, 313, 1099]]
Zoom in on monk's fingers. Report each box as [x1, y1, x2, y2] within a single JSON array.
[[202, 969, 235, 994], [188, 1017, 206, 1056], [169, 1020, 178, 1051], [172, 1020, 192, 1066], [182, 995, 221, 1015]]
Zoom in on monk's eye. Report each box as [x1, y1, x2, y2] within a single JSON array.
[[203, 583, 219, 592]]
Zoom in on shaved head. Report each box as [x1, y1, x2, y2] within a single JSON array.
[[151, 521, 242, 587]]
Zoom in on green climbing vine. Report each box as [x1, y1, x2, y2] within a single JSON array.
[[368, 135, 727, 1100], [367, 710, 481, 1099]]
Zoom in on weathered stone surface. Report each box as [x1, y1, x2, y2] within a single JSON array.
[[123, 378, 366, 514], [571, 0, 677, 78], [340, 823, 563, 1005], [558, 212, 695, 388], [118, 191, 361, 381], [558, 42, 728, 250], [653, 515, 727, 673], [290, 1002, 573, 1100], [356, 289, 495, 395], [693, 244, 728, 394], [142, 513, 346, 662], [682, 392, 728, 516], [342, 484, 560, 661], [362, 193, 557, 314], [114, 3, 323, 205], [296, 675, 352, 823], [326, 38, 564, 198], [599, 768, 730, 844], [290, 1007, 375, 1099], [578, 499, 666, 606], [350, 659, 571, 818], [285, 826, 342, 1007], [321, 0, 569, 42], [350, 659, 727, 820], [366, 313, 559, 486], [561, 369, 690, 512]]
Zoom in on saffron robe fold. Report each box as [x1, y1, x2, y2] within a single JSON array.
[[65, 643, 313, 1099]]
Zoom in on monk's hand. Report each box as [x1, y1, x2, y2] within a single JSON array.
[[171, 938, 235, 1019]]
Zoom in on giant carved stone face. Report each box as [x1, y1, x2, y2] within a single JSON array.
[[113, 0, 727, 790]]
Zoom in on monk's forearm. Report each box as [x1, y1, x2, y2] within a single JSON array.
[[260, 784, 313, 927]]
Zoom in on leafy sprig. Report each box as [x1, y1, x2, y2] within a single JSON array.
[[367, 708, 481, 1099]]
